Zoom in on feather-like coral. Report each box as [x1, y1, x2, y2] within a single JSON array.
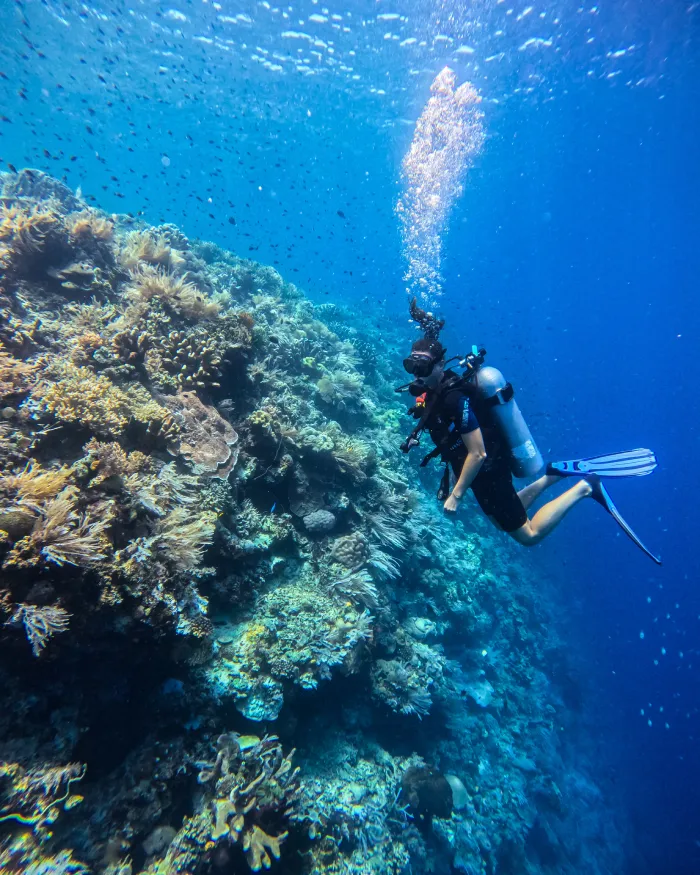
[[3, 486, 112, 569], [0, 343, 38, 400], [125, 264, 219, 320], [67, 209, 114, 243], [9, 603, 71, 656], [0, 202, 60, 255]]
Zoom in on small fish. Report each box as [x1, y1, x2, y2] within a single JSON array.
[[270, 503, 276, 514], [336, 210, 345, 218]]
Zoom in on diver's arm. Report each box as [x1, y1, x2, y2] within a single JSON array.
[[444, 429, 487, 512]]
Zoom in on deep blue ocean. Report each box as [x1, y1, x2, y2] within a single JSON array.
[[2, 0, 699, 871]]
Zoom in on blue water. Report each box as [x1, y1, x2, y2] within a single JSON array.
[[3, 0, 700, 870]]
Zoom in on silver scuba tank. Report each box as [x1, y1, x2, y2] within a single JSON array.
[[472, 366, 544, 478]]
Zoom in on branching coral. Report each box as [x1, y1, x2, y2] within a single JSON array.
[[32, 363, 130, 436], [111, 326, 152, 367], [8, 603, 71, 656], [31, 361, 179, 442], [196, 733, 301, 871], [155, 330, 223, 391], [0, 761, 85, 834], [81, 438, 149, 486]]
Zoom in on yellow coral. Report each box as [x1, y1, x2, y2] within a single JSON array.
[[67, 209, 114, 242], [118, 229, 184, 272], [34, 363, 131, 437], [125, 264, 219, 320], [0, 202, 60, 254], [4, 486, 112, 569], [0, 461, 73, 505], [0, 343, 38, 400], [32, 362, 177, 440], [82, 438, 149, 485]]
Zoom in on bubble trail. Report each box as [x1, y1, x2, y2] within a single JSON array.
[[397, 67, 485, 305]]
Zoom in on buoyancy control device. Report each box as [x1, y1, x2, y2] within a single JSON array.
[[397, 346, 544, 479]]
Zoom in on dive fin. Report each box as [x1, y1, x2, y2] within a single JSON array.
[[547, 448, 657, 479], [585, 474, 662, 565]]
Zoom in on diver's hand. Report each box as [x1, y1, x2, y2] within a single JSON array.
[[443, 493, 461, 513]]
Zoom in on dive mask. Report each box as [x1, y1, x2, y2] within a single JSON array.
[[402, 354, 436, 378]]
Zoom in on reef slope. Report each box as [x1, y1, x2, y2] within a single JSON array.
[[0, 171, 624, 875]]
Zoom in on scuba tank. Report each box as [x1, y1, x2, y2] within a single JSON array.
[[398, 347, 543, 480], [471, 365, 543, 478]]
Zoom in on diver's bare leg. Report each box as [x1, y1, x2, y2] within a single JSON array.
[[517, 473, 563, 511], [511, 479, 592, 546]]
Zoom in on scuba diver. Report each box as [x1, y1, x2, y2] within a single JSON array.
[[398, 299, 661, 565]]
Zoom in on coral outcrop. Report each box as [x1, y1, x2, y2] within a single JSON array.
[[0, 170, 625, 875]]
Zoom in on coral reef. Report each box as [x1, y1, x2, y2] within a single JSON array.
[[0, 170, 625, 875]]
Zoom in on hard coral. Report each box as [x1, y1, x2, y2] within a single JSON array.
[[196, 733, 301, 871], [329, 532, 370, 569], [161, 391, 238, 478], [32, 361, 178, 442], [157, 330, 223, 391], [302, 509, 336, 534]]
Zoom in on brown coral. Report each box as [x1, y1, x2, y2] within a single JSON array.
[[82, 438, 149, 486], [111, 325, 152, 367], [32, 362, 178, 442], [161, 391, 238, 478], [329, 532, 370, 569], [157, 330, 223, 391]]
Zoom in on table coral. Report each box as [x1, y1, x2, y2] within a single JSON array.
[[161, 391, 238, 478]]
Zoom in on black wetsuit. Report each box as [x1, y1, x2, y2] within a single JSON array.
[[424, 379, 528, 533]]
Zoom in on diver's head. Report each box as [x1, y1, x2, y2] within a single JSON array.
[[403, 337, 445, 390]]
